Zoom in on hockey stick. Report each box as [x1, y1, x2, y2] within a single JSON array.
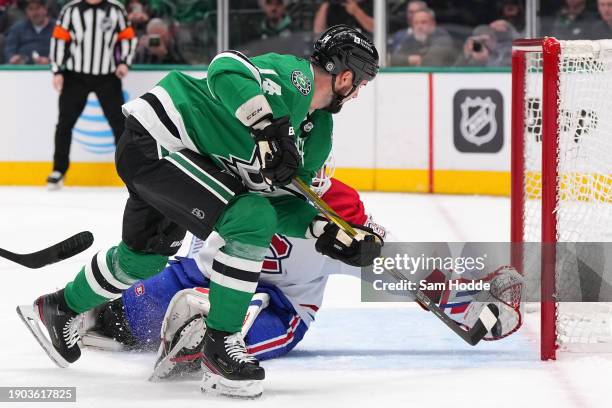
[[0, 231, 94, 269], [292, 177, 499, 346], [385, 267, 499, 346], [292, 178, 358, 237]]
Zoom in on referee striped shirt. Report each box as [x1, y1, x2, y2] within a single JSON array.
[[50, 0, 137, 75]]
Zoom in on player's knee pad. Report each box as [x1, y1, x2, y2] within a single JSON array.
[[216, 194, 277, 249]]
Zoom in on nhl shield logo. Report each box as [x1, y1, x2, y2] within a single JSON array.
[[453, 89, 503, 153], [100, 17, 113, 32], [459, 97, 497, 146]]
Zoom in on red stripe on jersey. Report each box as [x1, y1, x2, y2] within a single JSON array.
[[247, 316, 300, 354], [299, 304, 319, 312]]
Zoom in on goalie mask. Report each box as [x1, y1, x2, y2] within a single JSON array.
[[312, 153, 336, 196], [311, 25, 379, 113]]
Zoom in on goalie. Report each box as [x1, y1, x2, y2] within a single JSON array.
[[74, 174, 523, 395]]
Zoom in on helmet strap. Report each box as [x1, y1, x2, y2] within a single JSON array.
[[324, 74, 358, 114]]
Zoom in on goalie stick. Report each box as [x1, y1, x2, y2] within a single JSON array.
[[0, 231, 94, 269], [291, 178, 499, 346]]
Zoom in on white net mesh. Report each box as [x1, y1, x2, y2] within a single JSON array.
[[521, 40, 612, 351]]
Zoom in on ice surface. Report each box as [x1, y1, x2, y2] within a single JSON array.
[[0, 187, 610, 408]]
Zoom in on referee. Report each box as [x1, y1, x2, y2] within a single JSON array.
[[48, 0, 137, 189]]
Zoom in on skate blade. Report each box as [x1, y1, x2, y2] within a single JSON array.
[[200, 371, 263, 399], [47, 180, 63, 191], [16, 305, 69, 368], [149, 319, 206, 382], [80, 333, 126, 352]]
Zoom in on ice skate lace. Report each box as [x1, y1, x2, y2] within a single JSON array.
[[63, 314, 82, 348], [224, 333, 257, 364]]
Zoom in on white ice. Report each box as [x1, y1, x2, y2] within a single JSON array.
[[0, 187, 610, 408]]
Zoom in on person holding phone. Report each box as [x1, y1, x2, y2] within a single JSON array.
[[134, 18, 186, 64], [454, 24, 511, 67]]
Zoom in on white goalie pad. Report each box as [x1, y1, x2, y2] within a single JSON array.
[[150, 287, 211, 381], [463, 267, 524, 340], [160, 287, 211, 345]]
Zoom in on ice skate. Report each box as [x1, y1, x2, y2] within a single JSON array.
[[16, 289, 81, 367], [200, 327, 264, 399], [46, 171, 64, 191]]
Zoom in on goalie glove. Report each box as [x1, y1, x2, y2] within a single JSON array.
[[251, 115, 300, 187], [309, 216, 384, 267], [462, 266, 523, 340]]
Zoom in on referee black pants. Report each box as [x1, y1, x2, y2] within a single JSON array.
[[52, 72, 125, 174]]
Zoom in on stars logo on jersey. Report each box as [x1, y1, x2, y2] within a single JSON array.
[[213, 148, 270, 192], [291, 70, 312, 96]]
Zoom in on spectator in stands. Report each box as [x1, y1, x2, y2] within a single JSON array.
[[257, 0, 294, 40], [497, 0, 524, 34], [590, 0, 612, 39], [388, 8, 455, 67], [0, 0, 21, 34], [551, 0, 594, 40], [454, 24, 511, 67], [4, 0, 53, 64], [126, 0, 150, 37], [405, 1, 427, 35], [135, 18, 185, 64], [313, 0, 373, 35], [388, 0, 428, 52]]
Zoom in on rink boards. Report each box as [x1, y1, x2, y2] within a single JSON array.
[[0, 67, 511, 195]]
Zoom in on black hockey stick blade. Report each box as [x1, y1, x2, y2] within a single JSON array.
[[0, 231, 94, 269], [414, 288, 499, 346]]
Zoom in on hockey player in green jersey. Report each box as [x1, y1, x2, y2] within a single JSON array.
[[18, 25, 381, 398]]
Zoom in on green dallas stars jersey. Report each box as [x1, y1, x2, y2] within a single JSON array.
[[121, 51, 333, 238], [122, 52, 332, 193]]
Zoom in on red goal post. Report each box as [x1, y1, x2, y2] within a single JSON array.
[[511, 37, 612, 360], [511, 37, 560, 361]]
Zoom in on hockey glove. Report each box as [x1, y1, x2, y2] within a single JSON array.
[[252, 115, 300, 187], [311, 217, 384, 267]]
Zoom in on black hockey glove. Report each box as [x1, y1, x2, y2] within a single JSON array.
[[252, 116, 300, 187], [312, 218, 384, 267]]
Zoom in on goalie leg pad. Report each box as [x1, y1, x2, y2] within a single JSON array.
[[149, 288, 212, 381]]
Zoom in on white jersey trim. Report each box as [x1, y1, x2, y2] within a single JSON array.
[[148, 86, 199, 153]]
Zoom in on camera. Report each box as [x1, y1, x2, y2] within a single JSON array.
[[148, 35, 161, 47], [472, 40, 483, 53]]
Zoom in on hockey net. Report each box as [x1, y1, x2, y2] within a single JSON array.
[[511, 38, 612, 360]]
